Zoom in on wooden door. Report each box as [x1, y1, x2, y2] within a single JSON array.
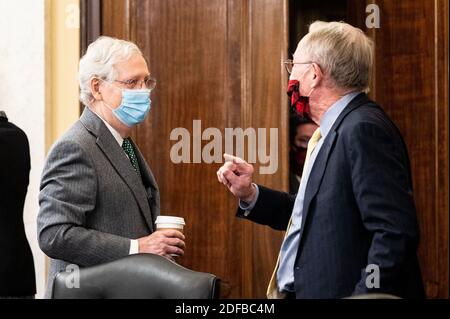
[[96, 0, 288, 299], [366, 0, 449, 299]]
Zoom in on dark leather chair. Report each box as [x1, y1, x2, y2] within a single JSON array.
[[345, 293, 401, 299], [52, 254, 220, 299]]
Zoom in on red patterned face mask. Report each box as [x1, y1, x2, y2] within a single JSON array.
[[287, 80, 310, 118]]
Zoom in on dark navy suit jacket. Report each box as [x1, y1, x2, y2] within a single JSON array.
[[238, 93, 425, 299]]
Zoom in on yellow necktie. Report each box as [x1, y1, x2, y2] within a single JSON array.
[[266, 128, 322, 299]]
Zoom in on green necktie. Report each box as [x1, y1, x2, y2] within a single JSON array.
[[122, 138, 141, 176]]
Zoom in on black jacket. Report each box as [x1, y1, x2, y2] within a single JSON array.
[[238, 94, 425, 299], [0, 112, 36, 296]]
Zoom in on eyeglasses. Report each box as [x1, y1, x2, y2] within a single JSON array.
[[114, 76, 157, 90], [284, 59, 314, 75]]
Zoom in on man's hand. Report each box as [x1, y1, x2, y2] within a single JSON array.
[[137, 230, 185, 260], [217, 153, 256, 203]]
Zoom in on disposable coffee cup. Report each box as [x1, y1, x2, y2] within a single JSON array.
[[155, 216, 185, 233], [155, 216, 186, 258]]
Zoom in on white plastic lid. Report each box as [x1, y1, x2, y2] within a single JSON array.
[[155, 216, 185, 225]]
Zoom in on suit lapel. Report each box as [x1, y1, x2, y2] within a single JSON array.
[[79, 108, 154, 232], [297, 93, 372, 248]]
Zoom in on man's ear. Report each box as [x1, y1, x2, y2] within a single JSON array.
[[90, 78, 103, 101], [310, 63, 323, 88]]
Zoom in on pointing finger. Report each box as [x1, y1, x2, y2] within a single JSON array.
[[224, 153, 246, 164]]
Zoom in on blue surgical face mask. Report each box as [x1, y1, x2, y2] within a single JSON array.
[[104, 88, 152, 127]]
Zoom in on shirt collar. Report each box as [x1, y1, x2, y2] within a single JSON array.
[[319, 92, 361, 138], [88, 108, 124, 146]]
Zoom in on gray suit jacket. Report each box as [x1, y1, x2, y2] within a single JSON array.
[[37, 107, 160, 298]]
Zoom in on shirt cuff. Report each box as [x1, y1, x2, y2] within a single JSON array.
[[129, 239, 139, 255], [238, 183, 259, 216]]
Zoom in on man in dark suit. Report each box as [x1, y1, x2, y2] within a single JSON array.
[[217, 21, 424, 299], [0, 111, 36, 298]]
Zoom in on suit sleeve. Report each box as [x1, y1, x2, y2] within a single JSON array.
[[37, 140, 131, 267], [348, 122, 420, 296], [236, 185, 296, 231]]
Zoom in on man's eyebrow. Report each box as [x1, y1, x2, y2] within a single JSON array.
[[124, 72, 151, 80]]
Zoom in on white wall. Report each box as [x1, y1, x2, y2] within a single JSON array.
[[0, 0, 48, 298]]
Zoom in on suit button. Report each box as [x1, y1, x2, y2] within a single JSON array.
[[295, 263, 304, 271]]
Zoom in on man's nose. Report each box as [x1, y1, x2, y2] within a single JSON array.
[[138, 80, 147, 89]]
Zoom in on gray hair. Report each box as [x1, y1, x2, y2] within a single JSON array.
[[78, 36, 143, 106], [299, 21, 374, 92]]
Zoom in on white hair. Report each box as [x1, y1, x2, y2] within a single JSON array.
[[299, 21, 374, 92], [78, 36, 143, 106]]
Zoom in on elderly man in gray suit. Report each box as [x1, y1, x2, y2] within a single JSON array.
[[37, 36, 185, 298]]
